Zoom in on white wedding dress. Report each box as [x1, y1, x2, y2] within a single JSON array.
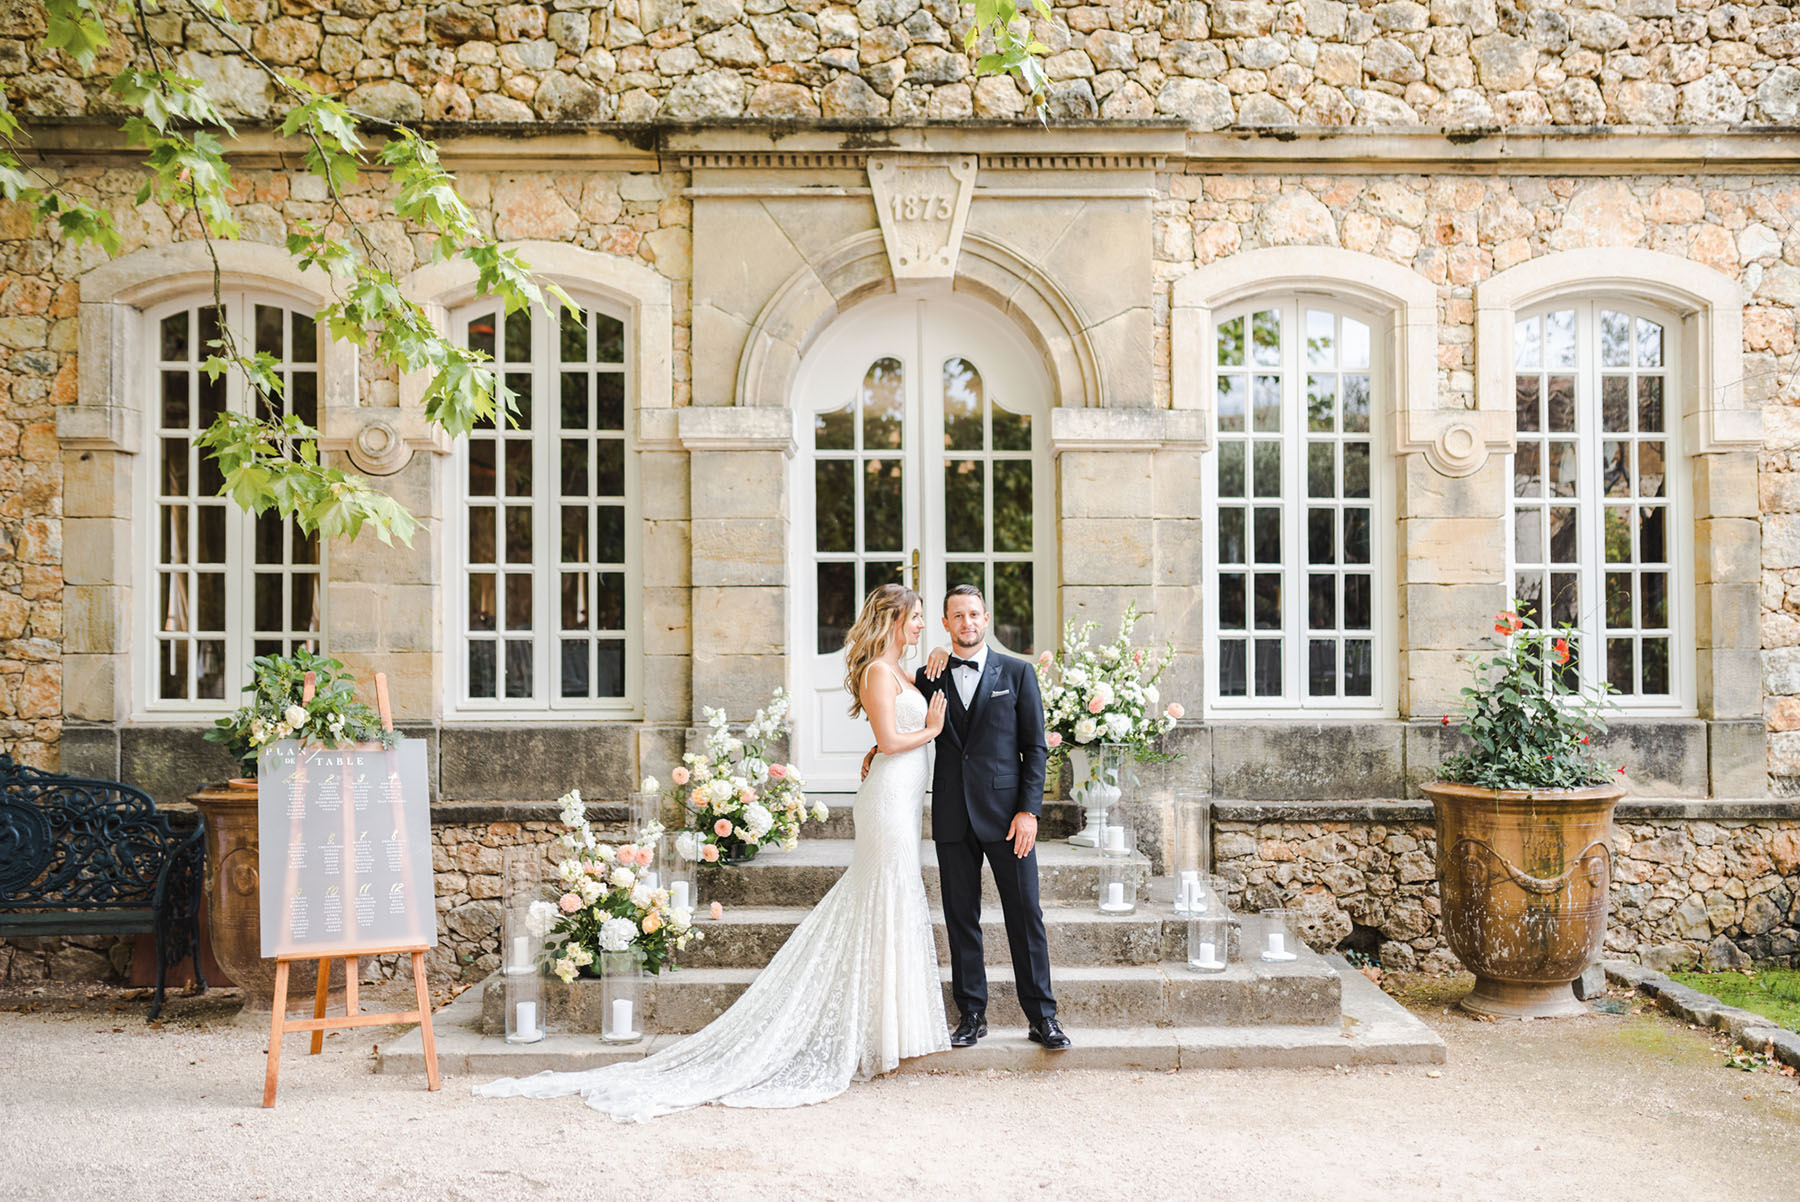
[[476, 684, 949, 1121]]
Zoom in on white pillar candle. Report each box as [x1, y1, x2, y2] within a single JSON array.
[[671, 880, 690, 911], [644, 870, 659, 890], [515, 1001, 537, 1038], [510, 935, 530, 968], [1105, 881, 1125, 908], [1268, 931, 1286, 955], [610, 997, 634, 1038], [1104, 826, 1127, 853], [1198, 941, 1217, 966]]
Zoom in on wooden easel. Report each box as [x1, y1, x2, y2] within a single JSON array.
[[262, 672, 441, 1107]]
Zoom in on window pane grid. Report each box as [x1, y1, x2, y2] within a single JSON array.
[[942, 356, 1034, 654], [152, 297, 323, 707], [1510, 303, 1677, 703], [813, 357, 906, 654]]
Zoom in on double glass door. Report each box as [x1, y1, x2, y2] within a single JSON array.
[[793, 296, 1052, 789]]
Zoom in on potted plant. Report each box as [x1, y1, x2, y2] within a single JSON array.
[[1425, 608, 1625, 1019], [189, 650, 395, 1016]]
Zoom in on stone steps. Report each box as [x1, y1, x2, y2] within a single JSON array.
[[698, 839, 1149, 907], [675, 902, 1201, 969], [479, 944, 1343, 1034], [377, 956, 1445, 1077]]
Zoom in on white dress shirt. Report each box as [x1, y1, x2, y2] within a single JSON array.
[[951, 644, 989, 710]]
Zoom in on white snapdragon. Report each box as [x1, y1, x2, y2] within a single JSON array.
[[553, 957, 578, 984], [598, 916, 638, 952]]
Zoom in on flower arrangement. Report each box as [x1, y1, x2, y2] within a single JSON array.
[[1034, 603, 1183, 767], [529, 789, 702, 981], [1437, 607, 1617, 791], [204, 648, 398, 774], [642, 689, 827, 864]]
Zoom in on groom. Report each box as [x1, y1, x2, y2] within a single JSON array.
[[872, 584, 1068, 1051]]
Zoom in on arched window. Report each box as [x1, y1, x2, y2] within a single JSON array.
[[142, 293, 324, 709], [1508, 299, 1691, 708], [1201, 297, 1394, 713], [447, 298, 638, 714]]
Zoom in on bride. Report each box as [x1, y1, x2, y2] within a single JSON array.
[[477, 583, 951, 1120]]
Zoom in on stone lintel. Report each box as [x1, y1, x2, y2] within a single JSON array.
[[677, 406, 796, 455]]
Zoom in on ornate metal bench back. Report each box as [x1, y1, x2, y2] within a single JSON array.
[[0, 754, 190, 909]]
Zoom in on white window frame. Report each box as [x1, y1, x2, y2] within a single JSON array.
[[444, 295, 641, 718], [134, 290, 327, 718], [1505, 297, 1696, 715], [1200, 293, 1398, 717]]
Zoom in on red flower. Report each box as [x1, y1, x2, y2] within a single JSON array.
[[1494, 611, 1523, 635], [1440, 715, 1450, 727], [1553, 638, 1570, 665], [1616, 766, 1626, 774], [1580, 735, 1590, 745]]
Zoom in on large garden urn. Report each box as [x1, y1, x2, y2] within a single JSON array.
[[188, 781, 320, 1016], [1422, 781, 1624, 1019]]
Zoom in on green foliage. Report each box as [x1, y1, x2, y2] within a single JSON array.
[[1437, 607, 1618, 791], [1671, 969, 1800, 1036], [966, 0, 1054, 109], [204, 648, 399, 771]]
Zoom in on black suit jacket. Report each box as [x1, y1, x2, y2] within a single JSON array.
[[916, 650, 1049, 845]]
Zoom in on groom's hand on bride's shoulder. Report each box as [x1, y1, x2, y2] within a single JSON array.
[[922, 647, 950, 679], [860, 746, 876, 781]]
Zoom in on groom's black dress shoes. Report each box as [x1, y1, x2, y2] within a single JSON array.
[[950, 1012, 987, 1047], [1027, 1017, 1071, 1050]]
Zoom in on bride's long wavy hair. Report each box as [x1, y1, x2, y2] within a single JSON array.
[[842, 583, 921, 719]]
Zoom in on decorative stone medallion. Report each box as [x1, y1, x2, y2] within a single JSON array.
[[867, 154, 977, 283]]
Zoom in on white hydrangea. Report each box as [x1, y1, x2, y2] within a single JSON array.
[[1104, 712, 1131, 741], [525, 899, 560, 938], [673, 830, 702, 863], [742, 802, 774, 840], [609, 865, 637, 889], [598, 917, 638, 952], [640, 775, 659, 793]]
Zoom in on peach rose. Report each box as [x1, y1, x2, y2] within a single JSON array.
[[1166, 702, 1185, 720], [671, 766, 690, 785], [618, 844, 638, 864], [767, 764, 786, 781], [558, 892, 581, 913], [1045, 732, 1063, 749], [641, 911, 663, 934], [701, 844, 720, 863], [1088, 696, 1105, 714], [709, 901, 724, 920], [738, 788, 757, 805], [714, 818, 734, 838]]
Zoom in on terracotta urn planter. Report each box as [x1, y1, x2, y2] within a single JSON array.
[[188, 781, 322, 1016], [1422, 780, 1624, 1020]]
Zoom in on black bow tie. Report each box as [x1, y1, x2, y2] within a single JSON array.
[[948, 656, 979, 672]]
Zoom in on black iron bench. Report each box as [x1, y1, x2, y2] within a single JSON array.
[[0, 754, 207, 1019]]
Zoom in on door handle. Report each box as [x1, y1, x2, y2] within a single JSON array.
[[909, 549, 920, 592]]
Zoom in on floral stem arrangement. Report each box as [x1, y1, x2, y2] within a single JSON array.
[[203, 648, 399, 774], [529, 790, 702, 982], [1437, 607, 1618, 791], [643, 689, 827, 865], [1034, 603, 1184, 771]]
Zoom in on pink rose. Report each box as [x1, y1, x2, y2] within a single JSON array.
[[618, 844, 638, 863], [1045, 732, 1063, 749], [738, 788, 756, 805], [1038, 650, 1053, 666], [714, 819, 733, 838], [767, 764, 787, 781], [558, 892, 581, 913], [701, 844, 720, 863], [671, 766, 690, 785], [1133, 648, 1144, 665], [1088, 696, 1105, 714], [709, 901, 724, 920], [631, 847, 651, 867], [1166, 702, 1185, 720]]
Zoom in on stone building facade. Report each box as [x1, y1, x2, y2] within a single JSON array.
[[5, 0, 1800, 980]]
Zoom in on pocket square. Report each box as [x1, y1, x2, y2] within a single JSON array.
[[990, 688, 1011, 697]]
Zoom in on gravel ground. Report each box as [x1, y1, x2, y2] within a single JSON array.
[[1, 976, 1795, 1202]]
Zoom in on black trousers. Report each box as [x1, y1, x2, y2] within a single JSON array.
[[935, 827, 1057, 1023]]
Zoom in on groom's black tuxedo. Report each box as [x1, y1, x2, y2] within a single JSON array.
[[916, 649, 1057, 1024]]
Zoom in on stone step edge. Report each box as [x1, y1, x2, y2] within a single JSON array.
[[1603, 960, 1800, 1070], [379, 956, 1444, 1077]]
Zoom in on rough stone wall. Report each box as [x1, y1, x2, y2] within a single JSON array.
[[1214, 814, 1800, 971], [2, 0, 1798, 126]]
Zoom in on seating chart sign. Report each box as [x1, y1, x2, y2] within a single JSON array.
[[256, 739, 436, 958]]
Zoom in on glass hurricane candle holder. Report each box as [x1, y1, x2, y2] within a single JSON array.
[[1099, 813, 1134, 859], [629, 790, 661, 837], [600, 948, 647, 1043], [1259, 908, 1299, 962], [1173, 870, 1208, 917], [667, 833, 700, 918], [1172, 789, 1212, 875], [1096, 859, 1139, 915], [1186, 914, 1230, 973]]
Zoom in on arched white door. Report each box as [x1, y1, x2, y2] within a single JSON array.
[[791, 294, 1054, 790]]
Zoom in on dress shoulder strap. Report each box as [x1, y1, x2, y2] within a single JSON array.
[[862, 660, 907, 699]]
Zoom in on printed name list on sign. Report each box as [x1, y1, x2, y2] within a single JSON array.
[[257, 739, 437, 958]]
